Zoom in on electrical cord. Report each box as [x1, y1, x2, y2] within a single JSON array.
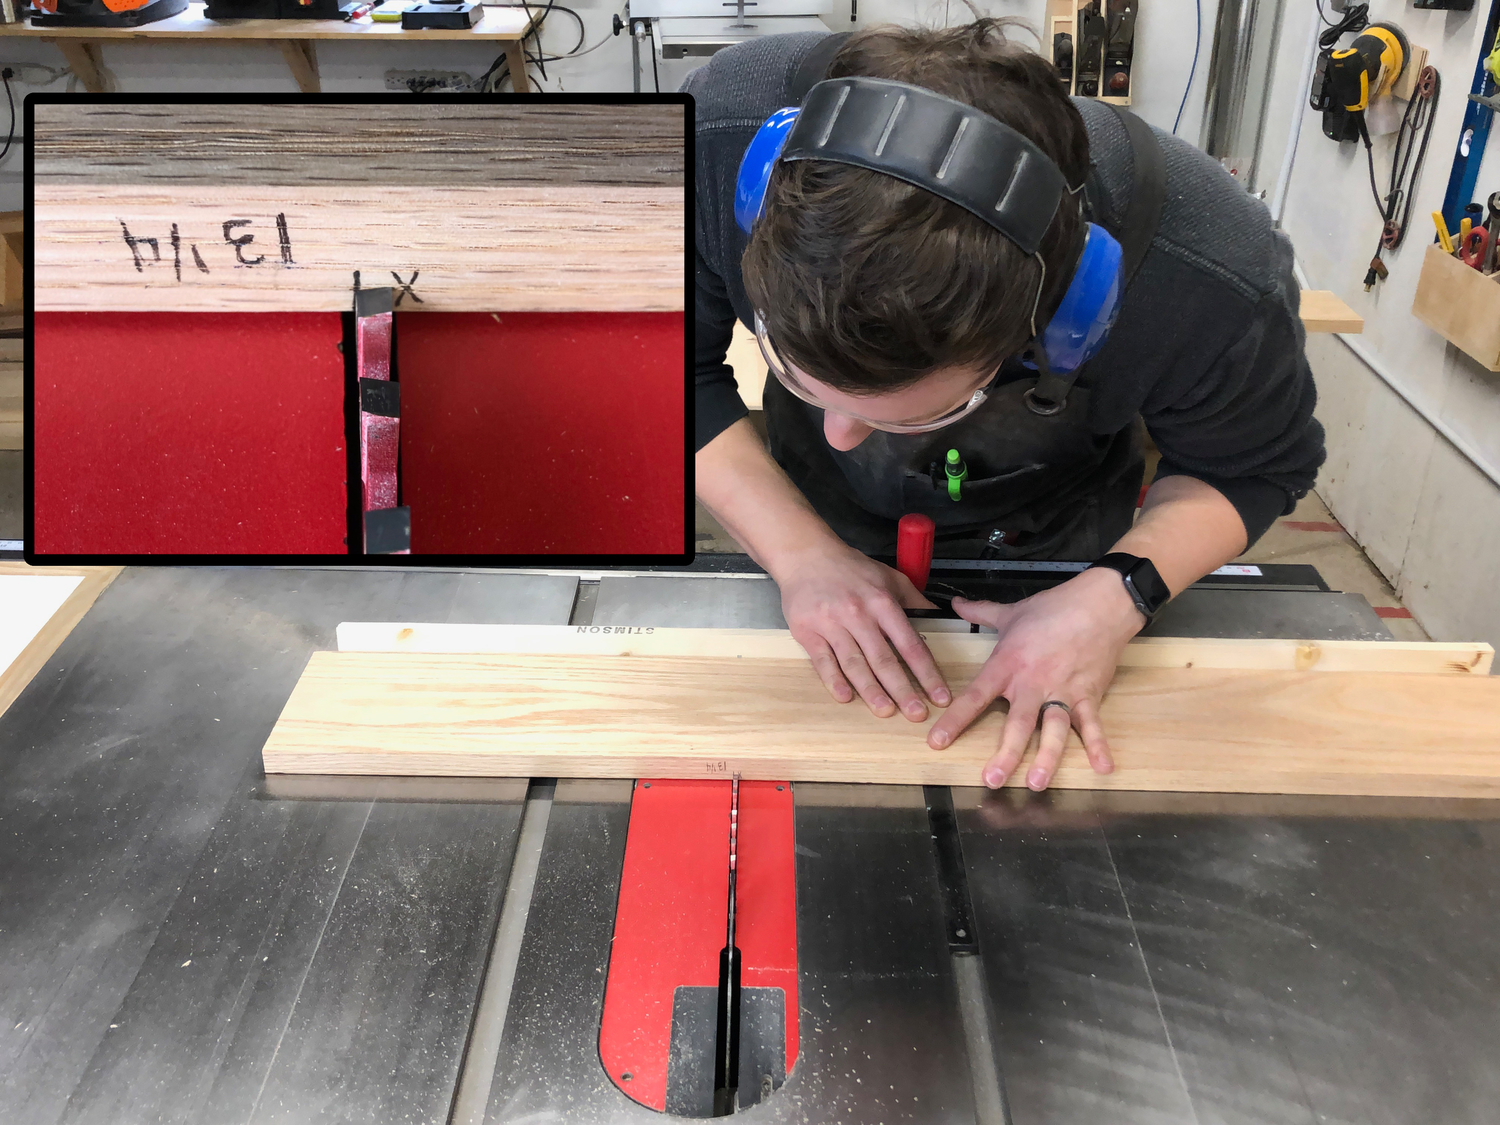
[[1315, 1, 1368, 48], [646, 17, 660, 93], [518, 0, 555, 82], [1362, 64, 1440, 290], [1172, 0, 1201, 135], [474, 0, 591, 92], [567, 5, 626, 59], [0, 70, 15, 166]]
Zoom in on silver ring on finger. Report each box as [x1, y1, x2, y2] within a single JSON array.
[[1038, 699, 1072, 724]]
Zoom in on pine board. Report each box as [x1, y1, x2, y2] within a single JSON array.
[[334, 622, 1494, 675], [261, 650, 1500, 797], [1299, 289, 1365, 334], [34, 185, 683, 313]]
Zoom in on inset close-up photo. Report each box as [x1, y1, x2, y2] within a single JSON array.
[[27, 97, 688, 561]]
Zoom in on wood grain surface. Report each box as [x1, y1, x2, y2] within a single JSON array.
[[1297, 289, 1365, 334], [32, 103, 683, 186], [333, 622, 1495, 675], [261, 651, 1500, 797], [34, 185, 683, 312]]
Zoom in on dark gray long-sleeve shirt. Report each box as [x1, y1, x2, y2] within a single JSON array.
[[688, 32, 1325, 546]]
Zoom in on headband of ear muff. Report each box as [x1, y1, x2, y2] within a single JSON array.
[[742, 76, 1068, 253], [735, 76, 1125, 386]]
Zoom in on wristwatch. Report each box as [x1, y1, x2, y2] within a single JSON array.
[[1087, 553, 1171, 623]]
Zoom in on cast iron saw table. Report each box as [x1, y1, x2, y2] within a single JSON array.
[[2, 561, 1498, 1125]]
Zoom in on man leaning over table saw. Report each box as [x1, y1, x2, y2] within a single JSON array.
[[691, 19, 1326, 791]]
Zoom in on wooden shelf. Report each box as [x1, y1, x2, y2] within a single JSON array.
[[0, 2, 538, 93], [1300, 289, 1364, 335]]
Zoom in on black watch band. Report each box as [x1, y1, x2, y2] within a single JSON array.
[[1087, 552, 1171, 622]]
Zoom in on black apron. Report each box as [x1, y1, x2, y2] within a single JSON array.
[[767, 376, 1144, 560], [763, 39, 1167, 561]]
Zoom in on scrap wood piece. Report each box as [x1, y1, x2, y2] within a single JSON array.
[[261, 651, 1500, 798], [333, 622, 1495, 676], [1299, 289, 1365, 334]]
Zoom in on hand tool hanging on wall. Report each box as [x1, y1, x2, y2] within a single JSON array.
[[1310, 7, 1440, 292], [1102, 0, 1136, 99], [355, 286, 411, 554], [1047, 1, 1135, 105], [1360, 62, 1441, 291], [1318, 16, 1409, 144], [1485, 191, 1500, 272], [1439, 0, 1500, 233]]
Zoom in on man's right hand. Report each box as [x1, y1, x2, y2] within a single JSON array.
[[773, 542, 951, 721], [696, 419, 951, 721]]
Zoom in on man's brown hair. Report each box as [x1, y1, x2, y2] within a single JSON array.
[[741, 18, 1091, 394]]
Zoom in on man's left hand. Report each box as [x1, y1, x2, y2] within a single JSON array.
[[925, 567, 1147, 789]]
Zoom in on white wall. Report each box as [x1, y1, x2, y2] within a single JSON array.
[[0, 0, 1216, 209], [1271, 0, 1500, 649]]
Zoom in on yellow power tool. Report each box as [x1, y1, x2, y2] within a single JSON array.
[[1328, 21, 1410, 114]]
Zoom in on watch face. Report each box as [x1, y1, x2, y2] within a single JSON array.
[[1126, 557, 1171, 613]]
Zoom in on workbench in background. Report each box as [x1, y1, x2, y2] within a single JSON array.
[[0, 2, 538, 93]]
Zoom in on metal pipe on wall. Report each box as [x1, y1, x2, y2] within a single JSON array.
[[1200, 0, 1290, 190]]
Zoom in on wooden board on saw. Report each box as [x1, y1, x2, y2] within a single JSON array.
[[32, 103, 684, 314], [262, 640, 1500, 798], [333, 622, 1494, 675]]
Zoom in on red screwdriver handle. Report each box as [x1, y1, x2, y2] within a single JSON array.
[[896, 513, 935, 593]]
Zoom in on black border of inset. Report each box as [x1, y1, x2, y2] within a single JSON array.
[[23, 91, 694, 568]]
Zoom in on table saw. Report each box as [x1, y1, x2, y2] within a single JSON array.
[[3, 559, 1498, 1125]]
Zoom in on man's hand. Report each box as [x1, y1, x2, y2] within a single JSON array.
[[926, 568, 1145, 789], [776, 541, 952, 721]]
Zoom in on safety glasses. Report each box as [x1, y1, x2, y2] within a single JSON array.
[[752, 311, 999, 435]]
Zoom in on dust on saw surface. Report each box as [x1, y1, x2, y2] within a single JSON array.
[[260, 651, 1500, 798], [31, 103, 685, 187]]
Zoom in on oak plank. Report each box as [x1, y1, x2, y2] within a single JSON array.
[[34, 185, 684, 313], [333, 622, 1495, 675], [261, 651, 1500, 797], [32, 103, 683, 187]]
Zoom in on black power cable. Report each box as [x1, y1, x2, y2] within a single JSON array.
[[1315, 0, 1368, 46], [1362, 65, 1441, 290], [0, 69, 14, 166], [645, 18, 660, 93], [477, 1, 589, 91]]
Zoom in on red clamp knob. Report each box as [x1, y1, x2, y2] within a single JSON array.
[[896, 513, 935, 593]]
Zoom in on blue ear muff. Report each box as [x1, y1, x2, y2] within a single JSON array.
[[735, 107, 799, 234], [737, 93, 1124, 376], [1035, 222, 1123, 373]]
